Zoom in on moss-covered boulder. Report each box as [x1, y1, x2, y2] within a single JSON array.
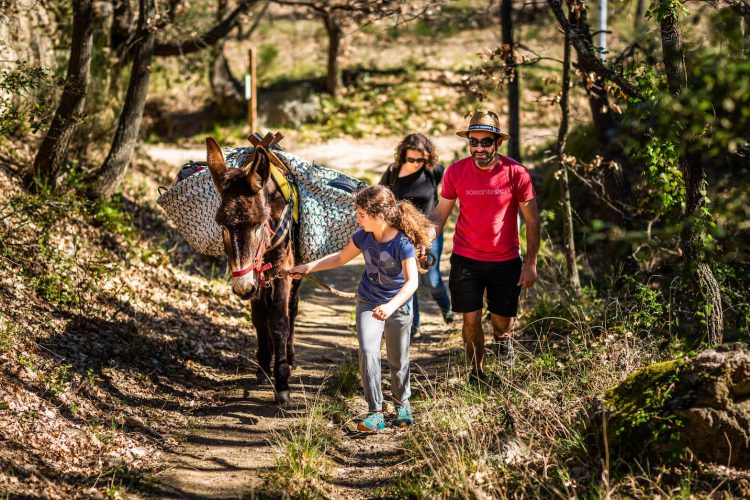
[[586, 343, 750, 467]]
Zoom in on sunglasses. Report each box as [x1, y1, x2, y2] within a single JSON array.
[[468, 137, 496, 148], [405, 157, 426, 164]]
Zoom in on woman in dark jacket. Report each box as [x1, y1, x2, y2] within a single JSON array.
[[380, 133, 453, 338]]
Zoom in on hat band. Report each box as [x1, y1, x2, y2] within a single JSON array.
[[468, 124, 502, 134]]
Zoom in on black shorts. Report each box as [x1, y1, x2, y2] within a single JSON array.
[[448, 254, 522, 317]]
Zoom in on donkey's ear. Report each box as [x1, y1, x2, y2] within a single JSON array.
[[246, 147, 272, 194], [206, 137, 227, 193]]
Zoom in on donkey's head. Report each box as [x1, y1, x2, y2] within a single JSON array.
[[206, 137, 273, 300]]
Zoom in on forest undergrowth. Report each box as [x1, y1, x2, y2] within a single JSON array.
[[268, 254, 750, 498], [0, 145, 253, 497]]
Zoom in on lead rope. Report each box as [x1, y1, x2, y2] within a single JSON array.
[[278, 251, 437, 300]]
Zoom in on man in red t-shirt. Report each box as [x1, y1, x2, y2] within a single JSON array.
[[430, 110, 540, 381]]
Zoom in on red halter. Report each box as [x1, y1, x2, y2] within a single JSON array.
[[231, 221, 275, 287]]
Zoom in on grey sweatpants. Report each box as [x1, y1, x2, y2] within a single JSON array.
[[355, 300, 413, 412]]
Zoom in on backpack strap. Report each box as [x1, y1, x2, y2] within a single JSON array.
[[381, 163, 399, 190]]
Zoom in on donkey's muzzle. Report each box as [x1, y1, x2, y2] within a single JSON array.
[[232, 284, 259, 300]]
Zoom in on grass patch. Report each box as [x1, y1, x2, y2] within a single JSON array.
[[268, 391, 335, 497], [326, 355, 359, 398]]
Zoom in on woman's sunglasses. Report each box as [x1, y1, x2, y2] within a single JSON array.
[[468, 137, 496, 148], [405, 157, 426, 164]]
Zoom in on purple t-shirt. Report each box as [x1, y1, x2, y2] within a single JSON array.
[[352, 229, 415, 305]]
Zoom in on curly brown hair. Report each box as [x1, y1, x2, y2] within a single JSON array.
[[354, 185, 432, 248], [393, 133, 438, 170]]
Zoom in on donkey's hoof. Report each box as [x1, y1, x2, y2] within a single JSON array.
[[256, 372, 271, 386], [276, 390, 291, 405]]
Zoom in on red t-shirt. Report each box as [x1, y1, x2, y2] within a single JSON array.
[[441, 156, 535, 262]]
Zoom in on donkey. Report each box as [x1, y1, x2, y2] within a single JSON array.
[[205, 137, 301, 405]]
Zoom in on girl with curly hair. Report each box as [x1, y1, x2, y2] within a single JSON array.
[[380, 133, 454, 339], [288, 185, 432, 431]]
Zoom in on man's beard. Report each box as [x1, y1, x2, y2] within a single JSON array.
[[472, 150, 496, 167]]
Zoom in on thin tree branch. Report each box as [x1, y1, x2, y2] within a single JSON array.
[[717, 0, 750, 17], [153, 0, 261, 56], [546, 0, 640, 98]]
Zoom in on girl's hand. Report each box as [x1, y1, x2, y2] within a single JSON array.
[[372, 303, 396, 321], [287, 264, 311, 279]]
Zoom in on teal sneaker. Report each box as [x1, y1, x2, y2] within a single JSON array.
[[357, 412, 386, 432], [394, 406, 414, 428]]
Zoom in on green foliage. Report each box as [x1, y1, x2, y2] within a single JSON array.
[[646, 0, 689, 22], [326, 356, 359, 398], [0, 191, 119, 310], [308, 81, 468, 139], [0, 320, 19, 353], [668, 56, 750, 155], [715, 263, 750, 339], [624, 66, 686, 220], [636, 136, 684, 217], [47, 363, 74, 396], [0, 63, 54, 136], [93, 195, 136, 240], [386, 0, 494, 39], [257, 43, 279, 84]]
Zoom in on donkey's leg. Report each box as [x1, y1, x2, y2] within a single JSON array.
[[287, 277, 302, 370], [250, 295, 273, 385], [269, 279, 293, 404]]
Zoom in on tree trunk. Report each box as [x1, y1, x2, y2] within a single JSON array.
[[111, 0, 132, 56], [109, 0, 133, 95], [323, 13, 343, 96], [209, 0, 244, 117], [29, 0, 94, 191], [659, 11, 723, 345], [567, 0, 632, 214], [633, 0, 646, 31], [91, 0, 156, 200], [598, 0, 607, 59], [556, 11, 581, 295], [501, 0, 521, 161]]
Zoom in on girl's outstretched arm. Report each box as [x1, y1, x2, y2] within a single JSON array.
[[287, 241, 361, 278], [372, 257, 419, 320]]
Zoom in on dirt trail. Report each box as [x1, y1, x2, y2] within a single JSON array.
[[155, 263, 460, 498], [145, 134, 507, 497], [146, 134, 467, 175]]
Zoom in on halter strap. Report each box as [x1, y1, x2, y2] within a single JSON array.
[[230, 222, 275, 282]]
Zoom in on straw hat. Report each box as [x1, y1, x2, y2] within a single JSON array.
[[456, 111, 510, 140]]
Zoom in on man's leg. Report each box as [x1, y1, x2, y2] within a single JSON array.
[[448, 256, 486, 379], [462, 310, 485, 377], [490, 313, 515, 359], [484, 257, 523, 361], [490, 314, 514, 339]]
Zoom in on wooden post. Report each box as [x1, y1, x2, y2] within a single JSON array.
[[247, 46, 257, 134]]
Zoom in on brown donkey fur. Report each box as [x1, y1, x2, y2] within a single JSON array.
[[206, 137, 301, 405]]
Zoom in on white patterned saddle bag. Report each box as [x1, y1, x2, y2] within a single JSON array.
[[156, 147, 364, 262]]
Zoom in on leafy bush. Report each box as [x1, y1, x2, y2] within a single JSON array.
[[0, 63, 54, 136]]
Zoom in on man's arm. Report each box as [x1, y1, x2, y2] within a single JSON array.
[[429, 196, 457, 241], [518, 198, 540, 288]]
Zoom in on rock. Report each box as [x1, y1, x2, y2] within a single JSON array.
[[496, 435, 533, 466], [259, 83, 321, 128], [586, 343, 750, 467]]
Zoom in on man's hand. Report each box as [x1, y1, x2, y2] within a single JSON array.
[[517, 262, 537, 288], [372, 303, 396, 321]]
